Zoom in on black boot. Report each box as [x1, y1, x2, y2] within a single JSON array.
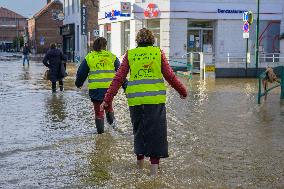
[[59, 80, 64, 91], [52, 82, 56, 93], [106, 112, 115, 125], [95, 119, 104, 134]]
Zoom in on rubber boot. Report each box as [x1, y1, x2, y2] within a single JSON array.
[[52, 82, 56, 93], [106, 112, 114, 125], [59, 81, 64, 91], [95, 119, 104, 134], [137, 159, 144, 170], [150, 164, 159, 177]]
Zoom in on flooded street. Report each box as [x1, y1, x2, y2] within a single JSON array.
[[0, 59, 284, 189]]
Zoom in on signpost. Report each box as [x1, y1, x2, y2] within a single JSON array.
[[243, 11, 253, 77]]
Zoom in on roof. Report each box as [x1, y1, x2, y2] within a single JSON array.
[[33, 0, 62, 19], [0, 7, 26, 19]]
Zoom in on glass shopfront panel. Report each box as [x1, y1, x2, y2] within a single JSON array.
[[122, 21, 130, 55], [146, 19, 160, 47]]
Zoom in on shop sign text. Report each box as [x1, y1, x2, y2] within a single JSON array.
[[218, 9, 246, 14], [105, 10, 131, 21]]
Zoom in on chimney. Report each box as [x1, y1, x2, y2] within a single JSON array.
[[47, 0, 51, 4]]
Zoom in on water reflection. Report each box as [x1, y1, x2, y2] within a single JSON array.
[[82, 134, 113, 187], [21, 66, 31, 80], [45, 94, 67, 123]]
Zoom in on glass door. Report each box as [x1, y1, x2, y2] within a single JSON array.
[[187, 30, 201, 70], [187, 29, 214, 71]]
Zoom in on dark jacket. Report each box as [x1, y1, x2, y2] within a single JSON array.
[[43, 48, 67, 82], [23, 46, 31, 55], [75, 57, 127, 102]]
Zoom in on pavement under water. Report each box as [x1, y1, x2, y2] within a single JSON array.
[[0, 59, 283, 189]]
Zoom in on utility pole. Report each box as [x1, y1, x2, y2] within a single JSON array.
[[255, 0, 260, 77]]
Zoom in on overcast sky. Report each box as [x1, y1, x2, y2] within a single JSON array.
[[0, 0, 61, 18]]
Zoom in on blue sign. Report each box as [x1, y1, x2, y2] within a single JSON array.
[[243, 12, 249, 21], [218, 9, 246, 14], [40, 36, 45, 46], [105, 10, 131, 20]]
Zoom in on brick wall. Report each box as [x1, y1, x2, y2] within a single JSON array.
[[0, 18, 27, 43], [31, 2, 63, 54]]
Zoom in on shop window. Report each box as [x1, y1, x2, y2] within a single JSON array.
[[122, 21, 130, 55], [77, 0, 80, 12], [146, 19, 160, 46], [72, 0, 75, 14], [67, 0, 70, 16]]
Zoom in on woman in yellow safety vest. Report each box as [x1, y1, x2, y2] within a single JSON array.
[[75, 37, 126, 134], [100, 28, 188, 176]]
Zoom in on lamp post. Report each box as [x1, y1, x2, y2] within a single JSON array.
[[255, 0, 260, 77]]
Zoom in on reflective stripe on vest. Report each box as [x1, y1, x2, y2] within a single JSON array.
[[126, 46, 167, 106], [86, 50, 115, 89], [127, 79, 164, 87], [89, 70, 115, 75], [126, 90, 166, 98]]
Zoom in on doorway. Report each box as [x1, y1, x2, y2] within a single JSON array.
[[187, 21, 214, 71]]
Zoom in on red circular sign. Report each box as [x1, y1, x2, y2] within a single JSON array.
[[243, 21, 250, 33], [144, 3, 159, 18]]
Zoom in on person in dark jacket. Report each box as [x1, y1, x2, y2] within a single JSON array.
[[22, 43, 31, 66], [75, 37, 126, 134], [100, 28, 188, 176], [43, 43, 67, 93]]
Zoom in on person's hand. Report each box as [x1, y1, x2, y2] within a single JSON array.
[[180, 95, 187, 99], [100, 101, 109, 111]]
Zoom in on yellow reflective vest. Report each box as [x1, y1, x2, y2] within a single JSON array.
[[126, 46, 167, 106], [85, 50, 116, 89]]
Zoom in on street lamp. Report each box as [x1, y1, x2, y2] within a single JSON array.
[[255, 0, 260, 76]]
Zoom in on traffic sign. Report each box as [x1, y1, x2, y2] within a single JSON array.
[[243, 21, 250, 33], [243, 12, 249, 21], [243, 32, 249, 39], [93, 30, 100, 37]]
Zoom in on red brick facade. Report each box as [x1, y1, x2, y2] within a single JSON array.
[[0, 7, 27, 49], [28, 1, 63, 54]]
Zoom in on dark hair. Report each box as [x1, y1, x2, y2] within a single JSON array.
[[50, 43, 57, 49], [93, 37, 107, 51], [136, 28, 155, 46]]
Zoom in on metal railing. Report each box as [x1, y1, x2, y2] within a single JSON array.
[[257, 66, 284, 104]]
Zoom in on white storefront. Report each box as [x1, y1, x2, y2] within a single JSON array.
[[99, 0, 284, 76], [63, 0, 87, 62]]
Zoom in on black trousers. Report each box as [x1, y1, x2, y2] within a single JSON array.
[[129, 104, 169, 158], [52, 80, 63, 92]]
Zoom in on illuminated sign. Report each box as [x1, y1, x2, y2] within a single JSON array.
[[105, 9, 131, 20], [144, 3, 159, 18]]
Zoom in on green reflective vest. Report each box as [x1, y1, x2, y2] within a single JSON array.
[[126, 46, 167, 106], [86, 50, 116, 89]]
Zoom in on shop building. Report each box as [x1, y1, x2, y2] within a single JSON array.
[[28, 0, 63, 54], [98, 0, 284, 77], [62, 0, 99, 62]]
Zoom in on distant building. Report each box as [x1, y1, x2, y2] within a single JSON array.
[[28, 0, 63, 54], [0, 7, 27, 52], [62, 0, 99, 62], [99, 0, 284, 77]]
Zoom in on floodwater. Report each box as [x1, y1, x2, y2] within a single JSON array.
[[0, 59, 283, 189]]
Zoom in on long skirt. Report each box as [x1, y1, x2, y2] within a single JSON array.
[[129, 104, 169, 158]]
